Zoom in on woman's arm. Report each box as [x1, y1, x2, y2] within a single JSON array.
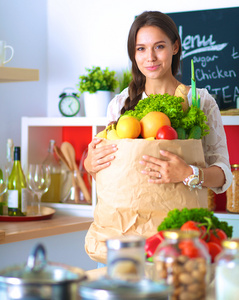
[[84, 138, 117, 180], [139, 150, 225, 188]]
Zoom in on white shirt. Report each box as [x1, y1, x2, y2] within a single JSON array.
[[107, 87, 232, 194]]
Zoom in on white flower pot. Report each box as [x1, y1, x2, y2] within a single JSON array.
[[84, 91, 111, 117]]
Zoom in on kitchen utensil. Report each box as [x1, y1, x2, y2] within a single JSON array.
[[54, 145, 71, 170], [0, 243, 87, 300], [79, 278, 172, 300], [61, 142, 91, 203], [54, 144, 79, 203], [79, 148, 92, 189]]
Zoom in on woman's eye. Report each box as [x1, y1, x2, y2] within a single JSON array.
[[156, 44, 164, 49], [136, 47, 144, 51]]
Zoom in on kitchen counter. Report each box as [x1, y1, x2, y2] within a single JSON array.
[[0, 210, 96, 271], [0, 211, 93, 245]]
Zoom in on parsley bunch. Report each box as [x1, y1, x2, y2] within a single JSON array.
[[157, 208, 233, 238]]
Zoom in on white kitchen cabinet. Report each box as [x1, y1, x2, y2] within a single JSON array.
[[21, 116, 107, 217]]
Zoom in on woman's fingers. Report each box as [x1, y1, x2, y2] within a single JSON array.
[[139, 150, 189, 183]]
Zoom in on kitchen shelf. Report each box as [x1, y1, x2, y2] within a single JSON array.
[[21, 116, 108, 217], [21, 116, 239, 218], [221, 116, 239, 125], [0, 67, 39, 82]]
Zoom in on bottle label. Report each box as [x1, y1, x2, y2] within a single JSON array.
[[21, 188, 28, 213], [8, 190, 18, 208]]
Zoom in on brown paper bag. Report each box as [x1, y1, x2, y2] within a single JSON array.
[[85, 139, 208, 263]]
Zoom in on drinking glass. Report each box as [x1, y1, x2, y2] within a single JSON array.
[[0, 167, 8, 215], [27, 164, 51, 215]]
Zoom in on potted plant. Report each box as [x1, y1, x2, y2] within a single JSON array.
[[77, 66, 119, 117], [118, 69, 133, 93]]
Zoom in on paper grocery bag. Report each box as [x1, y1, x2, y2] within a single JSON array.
[[85, 139, 207, 263]]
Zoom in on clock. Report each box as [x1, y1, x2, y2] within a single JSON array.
[[59, 88, 80, 117]]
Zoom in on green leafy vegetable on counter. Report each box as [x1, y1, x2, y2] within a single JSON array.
[[122, 93, 210, 138], [157, 208, 233, 238]]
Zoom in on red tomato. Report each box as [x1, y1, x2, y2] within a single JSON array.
[[156, 125, 178, 140], [179, 240, 200, 258], [208, 229, 227, 246], [207, 241, 223, 263], [181, 221, 207, 240]]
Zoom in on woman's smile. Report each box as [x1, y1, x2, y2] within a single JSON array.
[[145, 64, 160, 71]]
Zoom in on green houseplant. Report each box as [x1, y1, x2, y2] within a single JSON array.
[[77, 66, 119, 94], [118, 69, 133, 93], [77, 66, 119, 117]]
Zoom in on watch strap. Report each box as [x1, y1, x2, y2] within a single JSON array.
[[183, 165, 204, 190]]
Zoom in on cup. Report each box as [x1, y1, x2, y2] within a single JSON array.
[[0, 40, 14, 66]]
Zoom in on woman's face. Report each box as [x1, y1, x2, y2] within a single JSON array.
[[135, 25, 178, 80]]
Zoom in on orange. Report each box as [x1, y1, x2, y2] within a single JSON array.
[[140, 111, 171, 138], [116, 116, 141, 139]]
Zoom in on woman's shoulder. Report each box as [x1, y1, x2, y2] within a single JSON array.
[[107, 88, 129, 123]]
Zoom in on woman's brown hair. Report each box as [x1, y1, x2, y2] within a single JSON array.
[[121, 11, 182, 115]]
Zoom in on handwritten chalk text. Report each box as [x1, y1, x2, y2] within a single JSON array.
[[196, 66, 236, 81]]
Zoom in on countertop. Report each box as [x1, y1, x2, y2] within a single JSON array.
[[0, 210, 93, 245]]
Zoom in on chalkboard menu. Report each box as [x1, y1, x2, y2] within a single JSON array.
[[168, 7, 239, 110]]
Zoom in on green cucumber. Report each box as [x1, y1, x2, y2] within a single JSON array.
[[188, 125, 202, 139], [176, 127, 186, 140]]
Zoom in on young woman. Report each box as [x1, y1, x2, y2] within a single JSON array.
[[85, 10, 231, 193], [84, 11, 232, 263]]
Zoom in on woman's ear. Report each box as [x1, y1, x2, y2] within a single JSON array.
[[173, 40, 179, 55]]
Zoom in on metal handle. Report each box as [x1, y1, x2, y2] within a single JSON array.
[[26, 244, 47, 272]]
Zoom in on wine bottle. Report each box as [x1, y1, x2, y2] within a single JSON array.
[[7, 147, 28, 216], [5, 138, 14, 181], [41, 140, 62, 203]]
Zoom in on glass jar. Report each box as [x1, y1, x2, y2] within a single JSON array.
[[106, 235, 145, 282], [215, 239, 239, 300], [226, 164, 239, 213], [153, 230, 210, 300], [208, 188, 216, 211]]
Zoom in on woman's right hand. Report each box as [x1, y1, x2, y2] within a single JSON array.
[[84, 138, 118, 180]]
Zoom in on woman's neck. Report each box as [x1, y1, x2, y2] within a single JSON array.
[[145, 77, 179, 96]]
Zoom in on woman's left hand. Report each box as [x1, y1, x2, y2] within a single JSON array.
[[139, 150, 192, 184]]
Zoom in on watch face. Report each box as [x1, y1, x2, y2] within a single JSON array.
[[59, 96, 80, 117], [189, 176, 200, 186]]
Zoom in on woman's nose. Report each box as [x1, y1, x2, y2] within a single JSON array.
[[147, 49, 156, 61]]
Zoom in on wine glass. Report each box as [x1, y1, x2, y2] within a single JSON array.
[[0, 167, 8, 215], [27, 164, 51, 215]]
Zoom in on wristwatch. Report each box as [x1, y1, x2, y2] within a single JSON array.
[[183, 165, 204, 190]]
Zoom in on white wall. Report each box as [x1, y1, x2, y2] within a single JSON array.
[[0, 0, 47, 167], [47, 0, 239, 118]]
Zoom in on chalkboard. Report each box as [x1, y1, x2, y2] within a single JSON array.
[[168, 7, 239, 110]]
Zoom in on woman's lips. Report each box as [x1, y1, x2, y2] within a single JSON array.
[[145, 65, 159, 71]]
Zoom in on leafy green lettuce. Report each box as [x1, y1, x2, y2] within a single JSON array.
[[122, 93, 210, 138]]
